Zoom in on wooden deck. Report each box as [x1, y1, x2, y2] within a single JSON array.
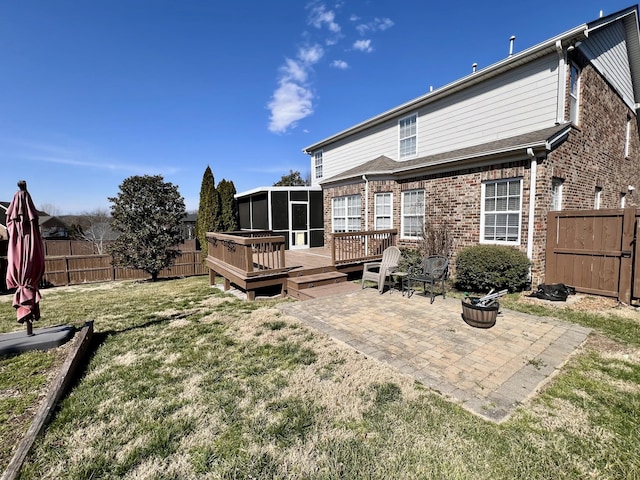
[[206, 230, 397, 301]]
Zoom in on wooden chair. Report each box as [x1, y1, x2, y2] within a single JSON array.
[[361, 246, 401, 294], [407, 255, 449, 303]]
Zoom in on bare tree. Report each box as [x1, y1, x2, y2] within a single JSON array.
[[39, 203, 61, 216], [77, 208, 113, 254]]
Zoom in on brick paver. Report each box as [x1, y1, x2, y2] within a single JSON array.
[[280, 288, 590, 422]]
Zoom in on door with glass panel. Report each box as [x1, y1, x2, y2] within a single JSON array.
[[290, 201, 308, 249]]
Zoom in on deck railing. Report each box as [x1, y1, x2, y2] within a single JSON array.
[[206, 232, 287, 276], [331, 229, 398, 265]]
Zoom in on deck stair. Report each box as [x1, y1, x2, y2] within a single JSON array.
[[286, 268, 348, 300]]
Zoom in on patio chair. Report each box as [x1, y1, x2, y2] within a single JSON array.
[[361, 246, 401, 294], [407, 255, 449, 303]]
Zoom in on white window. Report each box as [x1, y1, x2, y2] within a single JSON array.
[[401, 190, 424, 238], [569, 62, 580, 124], [594, 187, 602, 209], [374, 193, 393, 230], [399, 114, 417, 159], [332, 195, 361, 232], [314, 150, 323, 179], [551, 177, 563, 211], [481, 179, 522, 244], [625, 115, 631, 158], [621, 192, 627, 208]]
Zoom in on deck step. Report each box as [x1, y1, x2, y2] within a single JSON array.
[[287, 271, 347, 290], [288, 266, 336, 277], [288, 281, 362, 300]]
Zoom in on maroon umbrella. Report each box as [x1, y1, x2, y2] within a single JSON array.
[[5, 181, 45, 336]]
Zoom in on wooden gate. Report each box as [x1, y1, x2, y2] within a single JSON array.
[[545, 208, 637, 303]]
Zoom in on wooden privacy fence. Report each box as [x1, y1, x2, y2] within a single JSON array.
[[0, 239, 207, 290], [42, 251, 207, 286], [545, 207, 637, 303]]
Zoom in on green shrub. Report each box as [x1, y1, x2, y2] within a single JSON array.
[[454, 245, 531, 292]]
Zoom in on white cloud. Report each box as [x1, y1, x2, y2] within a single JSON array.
[[268, 43, 324, 133], [268, 81, 314, 134], [356, 17, 394, 35], [298, 44, 324, 65], [308, 3, 341, 33], [353, 39, 373, 53], [331, 59, 348, 69]]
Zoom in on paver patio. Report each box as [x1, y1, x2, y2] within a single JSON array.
[[280, 288, 591, 422]]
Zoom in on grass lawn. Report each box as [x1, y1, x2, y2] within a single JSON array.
[[1, 276, 639, 479]]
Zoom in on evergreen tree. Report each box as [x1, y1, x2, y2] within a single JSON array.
[[217, 179, 238, 232], [108, 175, 186, 281], [196, 166, 221, 259], [273, 169, 308, 186]]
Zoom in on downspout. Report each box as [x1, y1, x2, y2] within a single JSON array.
[[526, 148, 537, 283], [362, 175, 369, 231], [555, 40, 566, 124]]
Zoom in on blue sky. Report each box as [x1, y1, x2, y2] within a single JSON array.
[[0, 0, 634, 214]]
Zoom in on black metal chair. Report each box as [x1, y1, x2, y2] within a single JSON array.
[[407, 255, 449, 303]]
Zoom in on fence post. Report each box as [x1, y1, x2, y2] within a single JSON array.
[[619, 207, 635, 304]]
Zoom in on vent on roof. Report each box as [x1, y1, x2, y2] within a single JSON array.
[[509, 35, 516, 56], [472, 63, 477, 73]]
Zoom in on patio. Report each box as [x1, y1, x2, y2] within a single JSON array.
[[280, 288, 591, 423]]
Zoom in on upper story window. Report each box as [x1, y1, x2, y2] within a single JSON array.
[[551, 177, 563, 211], [401, 189, 424, 239], [481, 178, 522, 245], [569, 62, 581, 125], [594, 187, 602, 209], [314, 150, 323, 179], [332, 195, 361, 233], [398, 114, 417, 159], [374, 192, 392, 230]]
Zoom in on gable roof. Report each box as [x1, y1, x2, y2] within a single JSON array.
[[304, 6, 640, 154], [321, 124, 572, 184]]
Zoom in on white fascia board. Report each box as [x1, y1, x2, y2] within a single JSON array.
[[235, 185, 321, 199]]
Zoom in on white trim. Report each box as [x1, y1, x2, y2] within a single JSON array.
[[400, 189, 425, 239], [374, 192, 393, 230], [480, 178, 523, 245], [551, 177, 563, 211], [398, 113, 418, 159], [289, 200, 309, 249]]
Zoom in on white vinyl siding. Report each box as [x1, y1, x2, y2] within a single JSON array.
[[332, 195, 361, 232], [316, 55, 559, 181], [401, 190, 424, 239], [580, 19, 635, 111], [374, 193, 392, 230], [481, 179, 522, 245], [398, 114, 417, 158]]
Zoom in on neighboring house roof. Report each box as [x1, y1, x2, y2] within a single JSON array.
[[303, 6, 640, 154], [321, 124, 572, 184]]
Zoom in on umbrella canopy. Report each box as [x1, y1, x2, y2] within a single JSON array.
[[5, 181, 45, 331]]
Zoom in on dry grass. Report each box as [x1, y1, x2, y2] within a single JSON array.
[[1, 277, 639, 479]]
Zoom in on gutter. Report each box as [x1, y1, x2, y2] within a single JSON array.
[[526, 148, 537, 271]]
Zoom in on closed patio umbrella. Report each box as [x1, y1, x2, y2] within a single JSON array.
[[5, 181, 45, 336]]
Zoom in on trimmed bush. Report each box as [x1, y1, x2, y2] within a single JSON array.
[[455, 245, 531, 292]]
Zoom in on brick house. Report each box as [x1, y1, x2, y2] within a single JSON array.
[[303, 6, 640, 286]]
